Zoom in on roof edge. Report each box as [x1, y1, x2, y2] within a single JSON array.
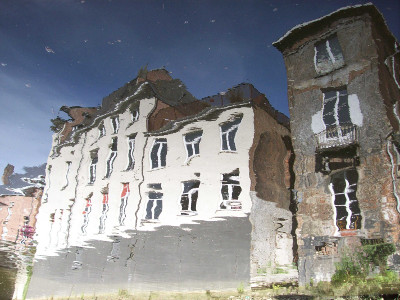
[[273, 3, 396, 53]]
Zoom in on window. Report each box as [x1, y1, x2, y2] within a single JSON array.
[[330, 169, 362, 231], [220, 169, 242, 210], [98, 122, 106, 138], [63, 161, 72, 189], [88, 150, 98, 184], [126, 135, 136, 170], [111, 116, 119, 134], [150, 138, 167, 169], [131, 109, 139, 122], [220, 115, 243, 151], [145, 191, 163, 220], [119, 183, 130, 226], [184, 131, 202, 161], [323, 88, 351, 130], [81, 194, 93, 234], [105, 138, 118, 178], [314, 35, 344, 75], [98, 193, 109, 234], [130, 102, 139, 122], [180, 181, 200, 215]]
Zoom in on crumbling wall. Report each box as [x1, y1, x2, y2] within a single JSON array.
[[248, 106, 297, 288], [277, 9, 400, 285]]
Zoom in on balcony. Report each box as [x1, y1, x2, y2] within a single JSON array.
[[315, 125, 359, 151]]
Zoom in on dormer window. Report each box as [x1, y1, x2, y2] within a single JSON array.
[[111, 116, 119, 134], [314, 35, 344, 75]]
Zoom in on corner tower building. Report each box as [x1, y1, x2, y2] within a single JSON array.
[[274, 4, 400, 284]]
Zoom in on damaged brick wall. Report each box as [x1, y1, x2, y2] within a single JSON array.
[[274, 4, 400, 285], [248, 105, 297, 288]]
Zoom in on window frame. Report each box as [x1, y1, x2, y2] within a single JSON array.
[[314, 34, 344, 75], [329, 168, 362, 232], [126, 135, 136, 171], [111, 116, 119, 134], [220, 169, 242, 210], [145, 191, 163, 220], [149, 138, 167, 169], [98, 122, 106, 138], [183, 130, 203, 162], [88, 150, 98, 184], [220, 115, 243, 152], [105, 138, 118, 178], [180, 180, 200, 216]]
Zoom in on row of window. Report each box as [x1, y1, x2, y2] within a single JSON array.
[[80, 170, 242, 233], [87, 114, 243, 183], [98, 109, 140, 138]]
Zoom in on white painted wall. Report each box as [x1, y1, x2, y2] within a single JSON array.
[[34, 100, 255, 257]]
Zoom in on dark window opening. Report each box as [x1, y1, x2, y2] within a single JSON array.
[[145, 191, 163, 220], [323, 88, 352, 131], [220, 115, 243, 151], [119, 183, 129, 226], [184, 131, 202, 160], [180, 180, 200, 215], [111, 116, 119, 134], [150, 138, 167, 169], [105, 138, 118, 178], [99, 193, 109, 234], [315, 145, 359, 174], [330, 168, 362, 231], [98, 122, 106, 138], [126, 135, 136, 170], [220, 169, 242, 210], [89, 150, 98, 184], [314, 34, 344, 75]]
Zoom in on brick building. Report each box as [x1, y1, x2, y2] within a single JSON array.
[[274, 4, 400, 284]]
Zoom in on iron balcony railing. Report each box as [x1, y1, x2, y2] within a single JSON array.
[[315, 124, 359, 150]]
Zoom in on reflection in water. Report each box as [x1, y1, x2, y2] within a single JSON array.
[[71, 247, 82, 270], [6, 72, 294, 298]]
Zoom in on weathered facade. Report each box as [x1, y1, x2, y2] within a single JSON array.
[[274, 4, 400, 284], [29, 69, 294, 297]]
